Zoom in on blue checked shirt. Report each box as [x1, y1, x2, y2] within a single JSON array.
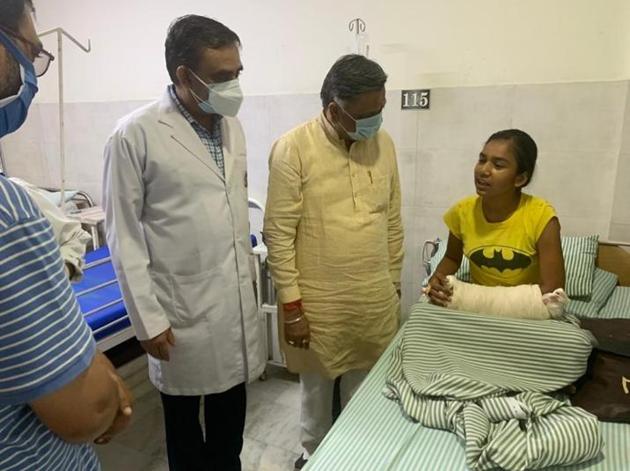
[[168, 85, 225, 176]]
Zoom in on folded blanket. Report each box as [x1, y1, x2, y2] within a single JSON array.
[[385, 303, 602, 471]]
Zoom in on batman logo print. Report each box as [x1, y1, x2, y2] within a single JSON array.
[[469, 246, 532, 272]]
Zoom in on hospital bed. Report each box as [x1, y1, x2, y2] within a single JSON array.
[[304, 242, 630, 470], [72, 246, 134, 351], [73, 198, 267, 353]]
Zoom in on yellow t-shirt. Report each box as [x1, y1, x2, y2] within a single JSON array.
[[443, 194, 556, 286]]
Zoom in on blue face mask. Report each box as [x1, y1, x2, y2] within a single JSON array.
[[0, 31, 38, 138], [337, 103, 383, 141]]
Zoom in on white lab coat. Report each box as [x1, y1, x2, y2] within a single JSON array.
[[103, 90, 265, 395]]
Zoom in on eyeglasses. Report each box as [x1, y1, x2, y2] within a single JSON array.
[[0, 26, 55, 77]]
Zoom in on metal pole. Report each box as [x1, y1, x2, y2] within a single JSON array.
[[38, 28, 91, 212], [57, 30, 65, 210]]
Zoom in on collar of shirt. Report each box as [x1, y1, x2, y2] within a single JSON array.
[[319, 112, 347, 150], [168, 84, 222, 138]]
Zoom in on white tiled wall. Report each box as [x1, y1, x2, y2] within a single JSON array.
[[610, 151, 630, 242], [239, 94, 273, 231], [1, 100, 148, 203], [241, 93, 322, 209], [529, 150, 619, 233], [511, 82, 627, 154], [610, 82, 630, 242], [415, 86, 515, 152], [2, 80, 629, 316]]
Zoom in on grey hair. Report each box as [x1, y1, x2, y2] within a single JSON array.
[[320, 54, 388, 108]]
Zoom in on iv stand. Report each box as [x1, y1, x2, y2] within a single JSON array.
[[348, 18, 369, 57], [37, 28, 91, 210]]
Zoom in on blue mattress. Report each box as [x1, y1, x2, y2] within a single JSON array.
[[72, 247, 130, 341]]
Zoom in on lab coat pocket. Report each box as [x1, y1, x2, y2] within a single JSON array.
[[170, 269, 225, 328], [150, 271, 177, 316], [362, 174, 389, 214]]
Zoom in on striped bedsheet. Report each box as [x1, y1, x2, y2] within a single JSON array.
[[384, 305, 600, 470], [566, 269, 619, 319], [304, 326, 630, 470], [599, 287, 630, 319]]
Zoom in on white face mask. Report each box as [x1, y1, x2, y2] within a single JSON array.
[[189, 70, 243, 117]]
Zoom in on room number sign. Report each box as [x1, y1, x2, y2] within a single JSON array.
[[401, 89, 430, 110]]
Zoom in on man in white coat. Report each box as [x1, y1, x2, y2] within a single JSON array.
[[103, 15, 264, 471]]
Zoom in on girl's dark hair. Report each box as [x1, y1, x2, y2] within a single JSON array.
[[486, 129, 538, 187]]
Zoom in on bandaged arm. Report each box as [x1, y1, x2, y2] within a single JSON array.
[[446, 275, 568, 320]]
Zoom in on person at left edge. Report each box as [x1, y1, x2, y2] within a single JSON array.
[[0, 1, 133, 470], [103, 15, 264, 471]]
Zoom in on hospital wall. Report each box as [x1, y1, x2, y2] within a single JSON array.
[[610, 94, 630, 243], [25, 0, 630, 103], [2, 0, 630, 316], [2, 80, 630, 316]]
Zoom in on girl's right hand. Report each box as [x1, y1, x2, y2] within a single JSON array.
[[425, 272, 452, 307]]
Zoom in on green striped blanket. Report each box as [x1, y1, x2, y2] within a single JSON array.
[[599, 287, 630, 319], [385, 303, 602, 470]]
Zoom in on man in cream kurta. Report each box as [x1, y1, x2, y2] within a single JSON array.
[[263, 54, 403, 468]]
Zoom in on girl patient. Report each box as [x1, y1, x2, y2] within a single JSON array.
[[426, 129, 566, 318]]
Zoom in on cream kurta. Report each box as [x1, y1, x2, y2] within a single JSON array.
[[263, 114, 403, 378]]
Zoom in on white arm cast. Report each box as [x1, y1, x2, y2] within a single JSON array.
[[446, 275, 568, 320]]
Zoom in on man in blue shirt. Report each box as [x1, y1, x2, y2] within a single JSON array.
[[0, 1, 133, 469]]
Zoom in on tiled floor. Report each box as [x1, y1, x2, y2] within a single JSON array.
[[95, 357, 301, 471]]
